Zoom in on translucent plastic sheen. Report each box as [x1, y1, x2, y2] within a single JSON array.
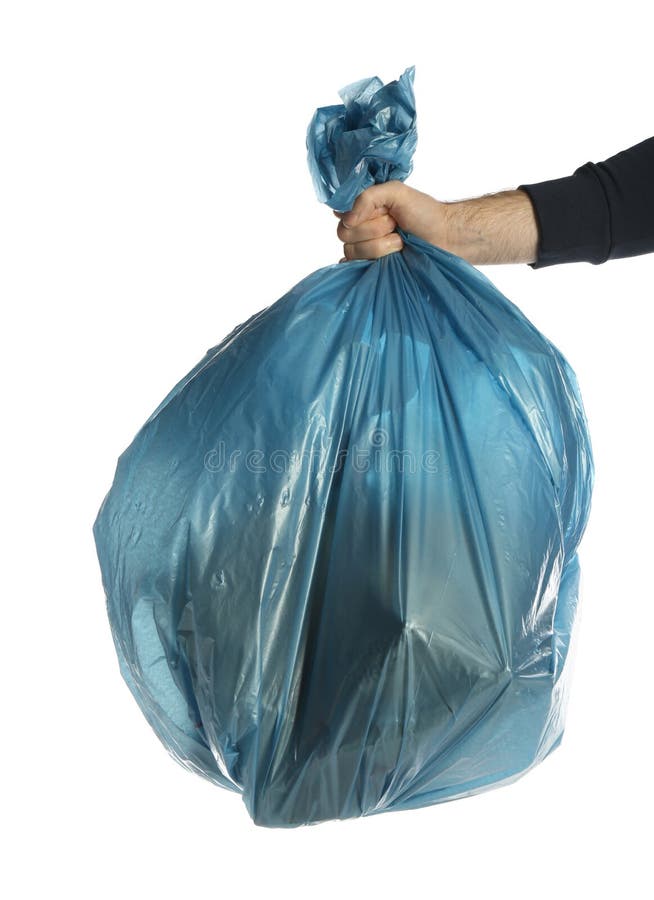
[[93, 65, 594, 828]]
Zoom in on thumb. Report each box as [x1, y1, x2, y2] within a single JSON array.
[[340, 182, 403, 228]]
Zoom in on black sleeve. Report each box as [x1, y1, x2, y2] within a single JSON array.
[[516, 136, 654, 268]]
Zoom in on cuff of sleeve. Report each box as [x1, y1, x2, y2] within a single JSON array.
[[517, 164, 611, 268]]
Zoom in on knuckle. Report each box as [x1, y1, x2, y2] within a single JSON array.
[[374, 214, 395, 237], [337, 221, 351, 241]]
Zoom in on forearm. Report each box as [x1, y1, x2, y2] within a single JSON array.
[[441, 189, 538, 266]]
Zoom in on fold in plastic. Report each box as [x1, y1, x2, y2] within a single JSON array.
[[93, 65, 594, 828]]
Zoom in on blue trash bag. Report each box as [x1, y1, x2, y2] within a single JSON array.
[[93, 65, 594, 828]]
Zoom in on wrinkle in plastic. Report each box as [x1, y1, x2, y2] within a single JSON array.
[[93, 65, 594, 828]]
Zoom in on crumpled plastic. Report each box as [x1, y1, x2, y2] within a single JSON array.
[[93, 65, 594, 828]]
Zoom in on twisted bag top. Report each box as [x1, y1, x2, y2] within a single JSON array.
[[93, 66, 594, 828]]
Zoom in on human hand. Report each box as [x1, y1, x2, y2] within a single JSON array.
[[334, 181, 448, 262]]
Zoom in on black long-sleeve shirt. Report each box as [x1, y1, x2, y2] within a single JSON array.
[[516, 136, 654, 268]]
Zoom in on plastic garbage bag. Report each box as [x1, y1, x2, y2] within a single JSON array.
[[93, 65, 594, 828]]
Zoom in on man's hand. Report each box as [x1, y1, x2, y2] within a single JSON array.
[[334, 181, 539, 266], [334, 182, 447, 261]]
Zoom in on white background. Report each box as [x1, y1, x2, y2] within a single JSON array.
[[2, 2, 652, 897]]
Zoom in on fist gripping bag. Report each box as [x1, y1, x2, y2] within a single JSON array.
[[93, 66, 594, 828]]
